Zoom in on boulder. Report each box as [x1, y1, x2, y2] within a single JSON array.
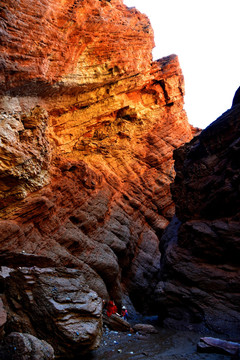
[[0, 332, 54, 360], [133, 324, 158, 334], [103, 313, 131, 332], [197, 337, 240, 356], [1, 267, 102, 358]]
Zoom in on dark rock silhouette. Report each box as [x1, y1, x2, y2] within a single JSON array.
[[197, 337, 240, 356], [0, 332, 54, 360], [156, 102, 240, 336], [232, 86, 240, 107]]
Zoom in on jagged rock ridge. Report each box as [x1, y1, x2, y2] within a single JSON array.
[[0, 0, 193, 356], [156, 102, 240, 336]]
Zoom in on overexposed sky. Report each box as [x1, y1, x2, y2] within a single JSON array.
[[123, 0, 240, 129]]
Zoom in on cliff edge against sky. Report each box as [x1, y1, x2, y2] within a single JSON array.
[[1, 0, 239, 358], [0, 0, 193, 356]]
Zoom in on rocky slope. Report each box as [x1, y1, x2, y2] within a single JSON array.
[[156, 101, 240, 336], [0, 0, 194, 357]]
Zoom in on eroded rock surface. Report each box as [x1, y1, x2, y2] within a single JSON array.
[[157, 104, 240, 336], [0, 266, 102, 357], [133, 324, 158, 334], [197, 337, 240, 356], [0, 0, 194, 355], [0, 332, 55, 360], [103, 313, 131, 332]]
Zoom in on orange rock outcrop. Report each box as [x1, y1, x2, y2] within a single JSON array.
[[0, 0, 194, 356]]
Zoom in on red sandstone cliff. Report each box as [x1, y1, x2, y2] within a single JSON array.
[[0, 0, 194, 356]]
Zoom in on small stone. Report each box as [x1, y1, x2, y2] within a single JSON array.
[[133, 324, 158, 334]]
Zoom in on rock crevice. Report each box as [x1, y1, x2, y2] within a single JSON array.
[[0, 0, 195, 356], [157, 104, 240, 336]]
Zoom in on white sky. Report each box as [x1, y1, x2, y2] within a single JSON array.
[[123, 0, 240, 129]]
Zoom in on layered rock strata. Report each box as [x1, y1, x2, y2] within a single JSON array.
[[0, 266, 102, 356], [0, 0, 194, 355], [157, 103, 240, 336]]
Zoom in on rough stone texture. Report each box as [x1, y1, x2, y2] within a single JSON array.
[[0, 297, 7, 338], [0, 0, 194, 356], [156, 104, 240, 336], [0, 107, 51, 205], [0, 0, 154, 93], [0, 266, 102, 357], [133, 323, 158, 334], [0, 332, 55, 360], [197, 337, 240, 356], [103, 313, 130, 332]]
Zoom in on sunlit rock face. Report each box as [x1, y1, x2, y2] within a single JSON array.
[[157, 104, 240, 336], [0, 0, 193, 355]]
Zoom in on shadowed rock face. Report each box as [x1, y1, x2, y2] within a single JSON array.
[[232, 86, 240, 107], [0, 332, 55, 360], [0, 267, 102, 357], [157, 104, 240, 336], [0, 0, 194, 356]]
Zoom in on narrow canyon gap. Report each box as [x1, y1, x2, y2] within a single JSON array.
[[0, 0, 239, 357]]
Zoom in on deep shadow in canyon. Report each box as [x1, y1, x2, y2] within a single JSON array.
[[0, 0, 239, 358]]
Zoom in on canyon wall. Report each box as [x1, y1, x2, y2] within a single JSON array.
[[156, 102, 240, 336], [0, 0, 194, 356]]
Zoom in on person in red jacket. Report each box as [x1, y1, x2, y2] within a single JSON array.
[[106, 300, 117, 317]]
